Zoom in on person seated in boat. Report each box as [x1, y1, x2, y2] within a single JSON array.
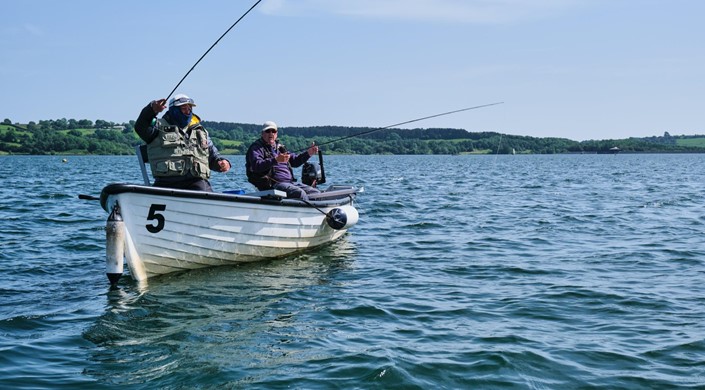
[[245, 121, 320, 200], [134, 94, 231, 192]]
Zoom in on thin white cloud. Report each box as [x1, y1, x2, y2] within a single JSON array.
[[260, 0, 586, 24]]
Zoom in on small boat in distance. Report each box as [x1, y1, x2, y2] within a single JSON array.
[[99, 146, 360, 285]]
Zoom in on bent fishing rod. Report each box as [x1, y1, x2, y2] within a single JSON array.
[[284, 101, 503, 189], [79, 2, 261, 202], [163, 0, 262, 102], [290, 101, 504, 153]]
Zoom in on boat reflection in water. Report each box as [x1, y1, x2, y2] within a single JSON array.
[[82, 242, 356, 386]]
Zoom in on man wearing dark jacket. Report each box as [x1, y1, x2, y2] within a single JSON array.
[[245, 121, 319, 200], [134, 94, 230, 192]]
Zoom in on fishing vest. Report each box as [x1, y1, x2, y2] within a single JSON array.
[[246, 139, 294, 190], [147, 117, 211, 180]]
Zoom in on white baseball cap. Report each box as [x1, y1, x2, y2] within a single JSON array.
[[262, 121, 278, 132], [168, 94, 196, 108]]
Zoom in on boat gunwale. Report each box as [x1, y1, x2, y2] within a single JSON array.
[[100, 183, 357, 212]]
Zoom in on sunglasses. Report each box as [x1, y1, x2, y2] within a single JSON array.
[[171, 97, 195, 106], [264, 129, 277, 134]]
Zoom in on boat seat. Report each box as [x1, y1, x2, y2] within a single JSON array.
[[136, 144, 150, 185]]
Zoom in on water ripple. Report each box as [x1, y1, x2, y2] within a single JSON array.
[[1, 154, 705, 388]]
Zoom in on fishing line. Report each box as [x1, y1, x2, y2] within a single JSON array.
[[291, 102, 504, 153], [164, 0, 263, 102], [494, 133, 503, 163]]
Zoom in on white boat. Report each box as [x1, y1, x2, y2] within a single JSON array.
[[101, 184, 359, 284], [99, 146, 360, 284]]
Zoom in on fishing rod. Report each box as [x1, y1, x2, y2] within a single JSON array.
[[79, 2, 261, 202], [163, 0, 262, 102], [287, 102, 503, 188], [290, 101, 504, 153]]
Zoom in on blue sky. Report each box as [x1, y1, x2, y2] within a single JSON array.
[[2, 0, 703, 141]]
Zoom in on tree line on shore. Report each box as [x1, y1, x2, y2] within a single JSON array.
[[1, 117, 703, 155]]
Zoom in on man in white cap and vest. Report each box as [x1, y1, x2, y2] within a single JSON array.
[[134, 94, 231, 192], [245, 121, 320, 200]]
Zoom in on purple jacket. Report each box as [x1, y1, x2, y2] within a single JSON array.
[[245, 138, 311, 190]]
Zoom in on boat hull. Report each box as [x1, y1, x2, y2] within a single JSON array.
[[101, 184, 358, 281]]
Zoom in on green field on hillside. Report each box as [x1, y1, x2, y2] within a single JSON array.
[[676, 137, 705, 147]]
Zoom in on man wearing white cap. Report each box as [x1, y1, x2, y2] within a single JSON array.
[[134, 94, 231, 192], [245, 121, 320, 200]]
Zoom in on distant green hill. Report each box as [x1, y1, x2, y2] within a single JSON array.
[[1, 118, 704, 155]]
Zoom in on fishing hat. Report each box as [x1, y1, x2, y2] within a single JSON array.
[[262, 121, 278, 132], [168, 94, 196, 108]]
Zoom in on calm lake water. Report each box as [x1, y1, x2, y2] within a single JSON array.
[[1, 154, 704, 389]]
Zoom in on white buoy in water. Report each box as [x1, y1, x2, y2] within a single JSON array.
[[105, 203, 125, 285]]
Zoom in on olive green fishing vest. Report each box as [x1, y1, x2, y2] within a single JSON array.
[[147, 117, 211, 180]]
